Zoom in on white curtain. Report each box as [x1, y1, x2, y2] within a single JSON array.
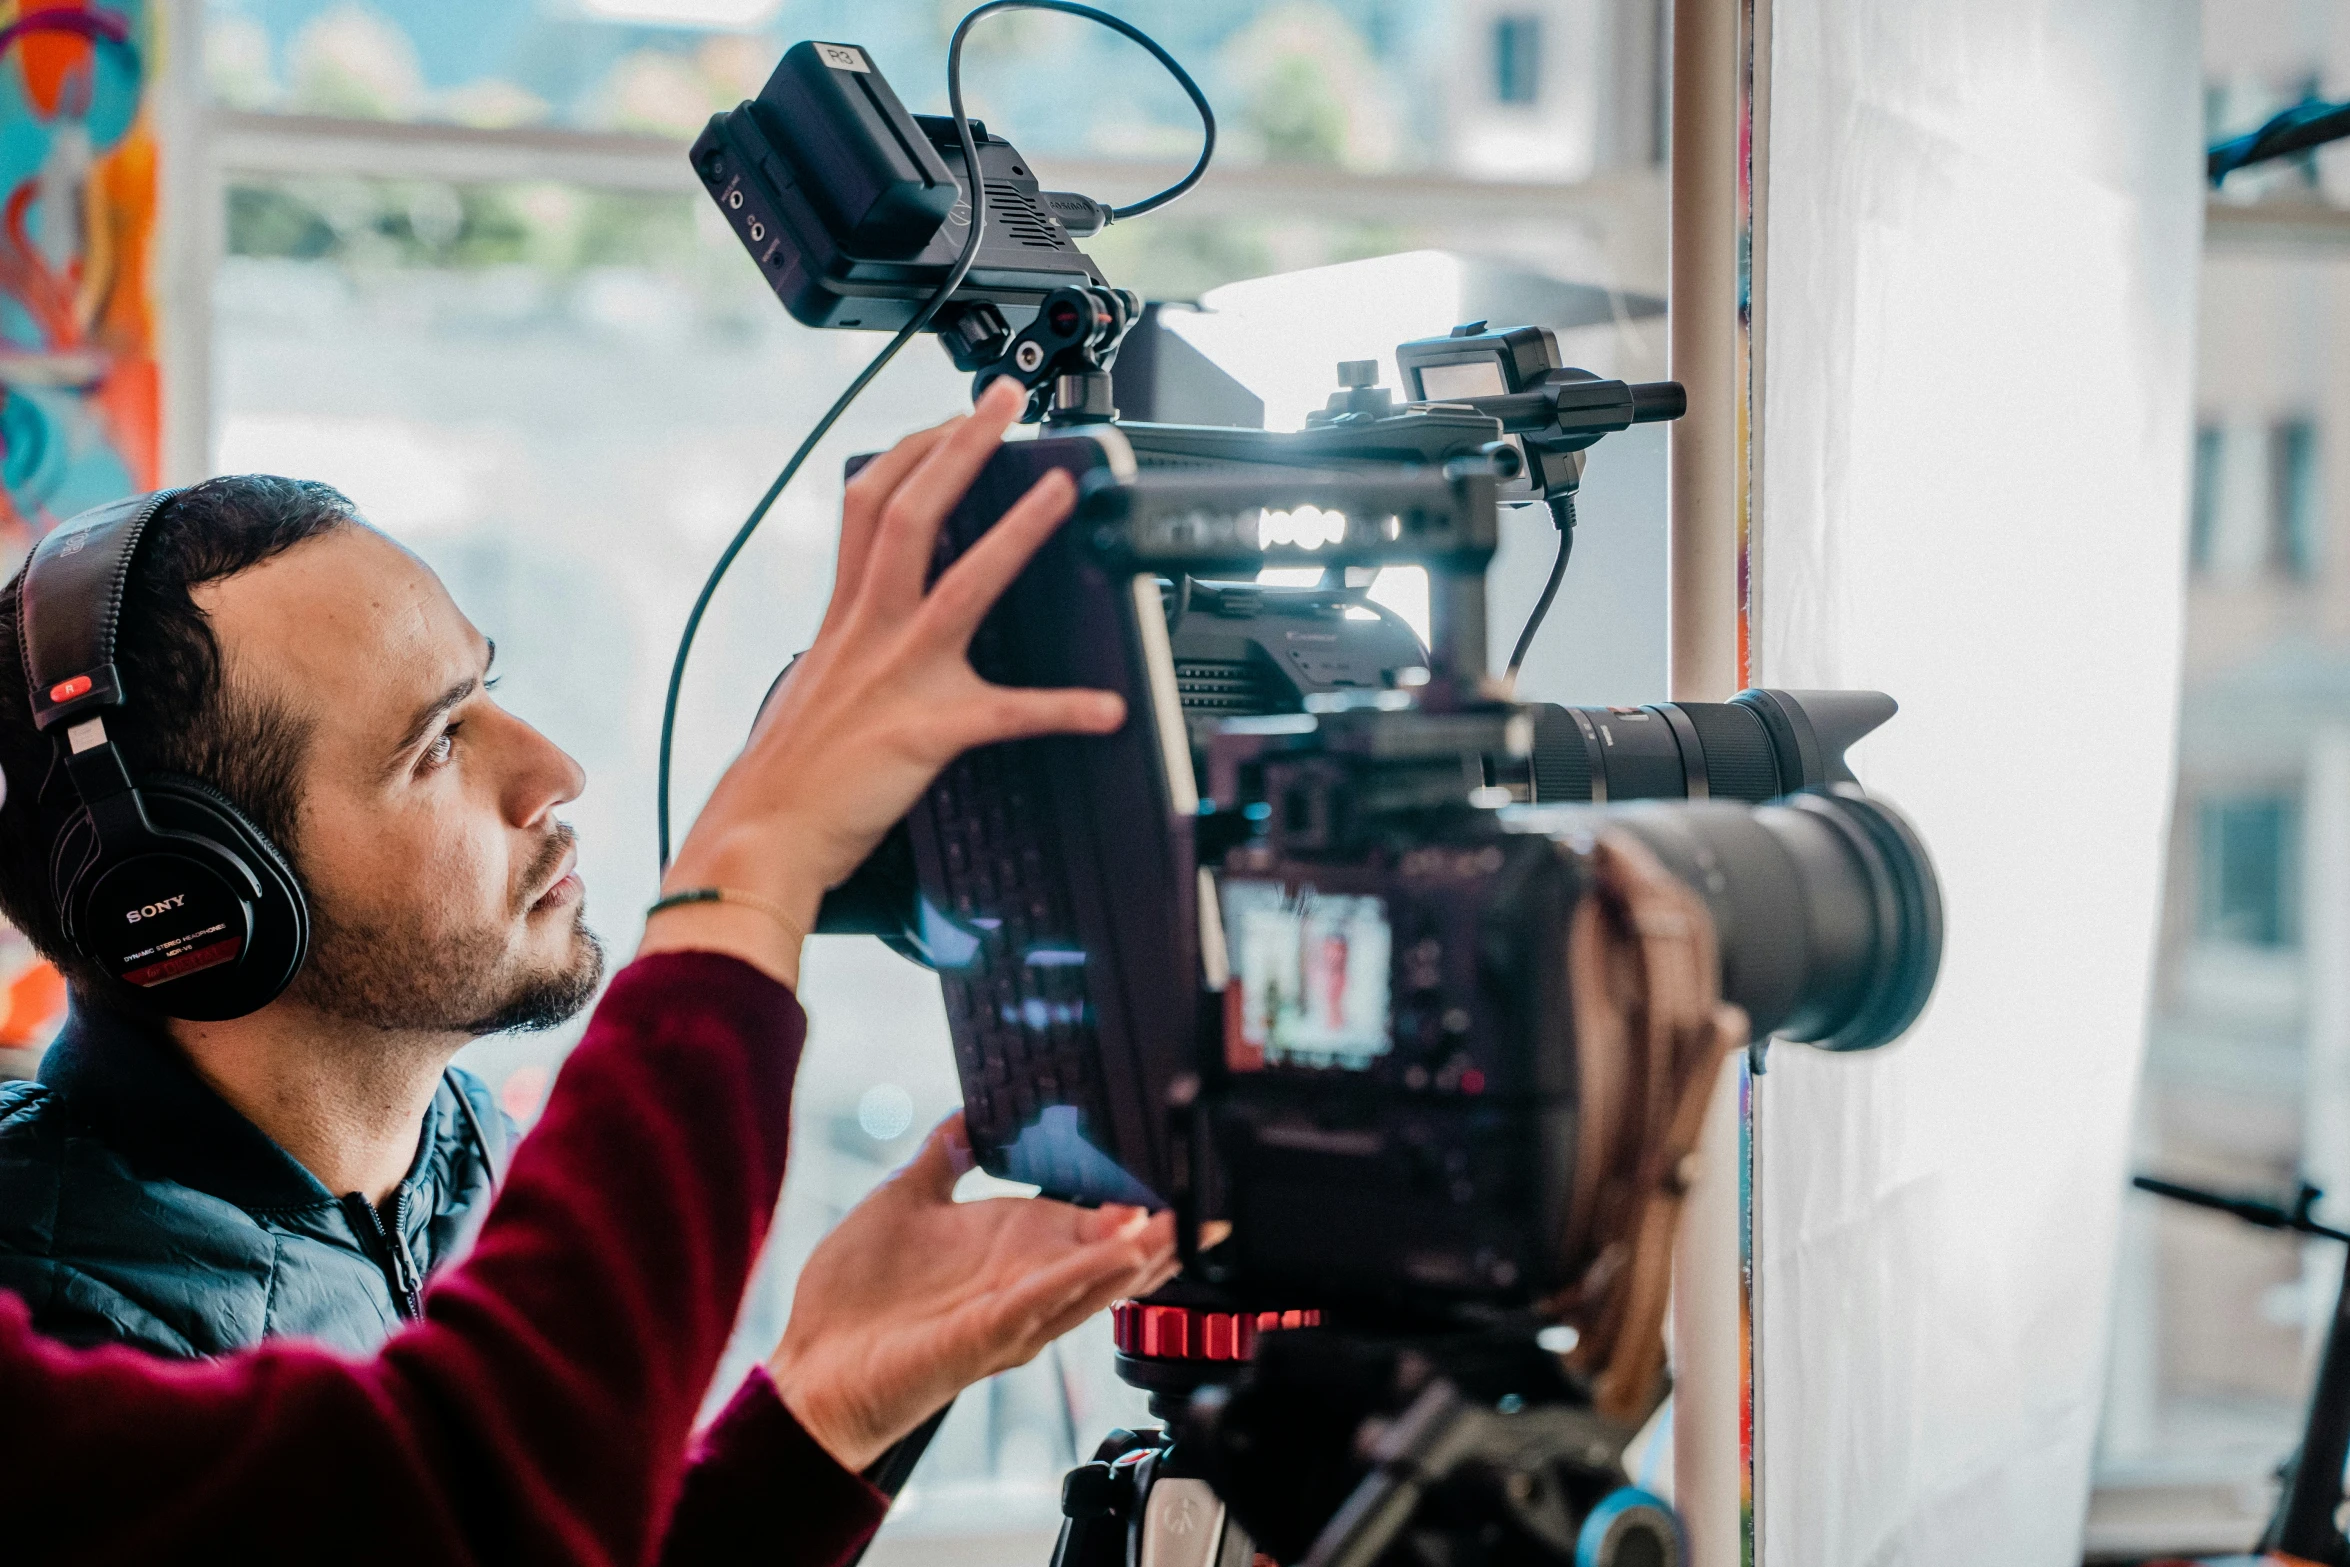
[[1753, 4, 2202, 1562]]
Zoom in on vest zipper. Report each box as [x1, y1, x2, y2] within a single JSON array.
[[342, 1191, 424, 1320]]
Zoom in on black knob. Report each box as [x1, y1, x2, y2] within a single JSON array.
[[1629, 381, 1687, 423], [1061, 1461, 1120, 1518]]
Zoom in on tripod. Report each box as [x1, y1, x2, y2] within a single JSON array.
[[1045, 1299, 1683, 1567], [2132, 1175, 2350, 1563]]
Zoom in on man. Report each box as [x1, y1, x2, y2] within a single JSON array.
[[0, 472, 580, 1352], [3, 381, 1182, 1563]]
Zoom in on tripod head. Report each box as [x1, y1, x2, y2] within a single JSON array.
[[1057, 1316, 1682, 1567]]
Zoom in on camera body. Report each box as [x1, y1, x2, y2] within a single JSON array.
[[1204, 780, 1585, 1311], [1188, 700, 1941, 1316]]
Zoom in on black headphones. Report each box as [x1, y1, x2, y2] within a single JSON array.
[[17, 489, 310, 1021]]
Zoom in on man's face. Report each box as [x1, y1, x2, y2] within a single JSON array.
[[197, 524, 601, 1035]]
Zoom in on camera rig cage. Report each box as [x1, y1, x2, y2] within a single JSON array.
[[672, 16, 1943, 1567], [678, 5, 1951, 1269]]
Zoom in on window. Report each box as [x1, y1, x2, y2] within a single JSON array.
[[2188, 422, 2222, 572], [2196, 797, 2299, 947], [1493, 15, 1541, 105], [2271, 417, 2321, 580], [177, 4, 1671, 1552]]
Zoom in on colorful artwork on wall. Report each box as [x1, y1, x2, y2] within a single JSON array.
[[0, 0, 156, 560], [0, 1, 154, 1050]]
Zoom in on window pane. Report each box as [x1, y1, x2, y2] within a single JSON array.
[[204, 0, 1585, 180], [2189, 422, 2222, 572], [2102, 40, 2346, 1516], [1492, 15, 1541, 105], [2270, 417, 2321, 581], [2196, 797, 2297, 947]]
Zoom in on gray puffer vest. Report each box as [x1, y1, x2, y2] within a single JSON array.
[[0, 999, 512, 1357]]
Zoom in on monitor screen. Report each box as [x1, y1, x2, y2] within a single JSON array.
[[1413, 358, 1510, 401], [1222, 880, 1393, 1070]]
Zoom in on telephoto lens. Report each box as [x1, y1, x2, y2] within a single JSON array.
[[1512, 687, 1898, 805], [1553, 785, 1942, 1052]]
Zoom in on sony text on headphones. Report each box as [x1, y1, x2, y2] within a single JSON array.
[[17, 489, 310, 1020]]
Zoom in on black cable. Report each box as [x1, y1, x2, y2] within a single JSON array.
[[2133, 1175, 2350, 1244], [1020, 4, 1217, 223], [656, 318, 931, 870], [1505, 496, 1575, 686], [656, 3, 1216, 869]]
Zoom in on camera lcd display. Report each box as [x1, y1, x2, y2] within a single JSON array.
[[1221, 880, 1393, 1070]]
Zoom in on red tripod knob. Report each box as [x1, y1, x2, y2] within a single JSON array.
[[1109, 1302, 1323, 1363]]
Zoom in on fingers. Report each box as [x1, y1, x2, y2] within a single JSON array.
[[834, 418, 959, 623], [920, 466, 1077, 643], [981, 1209, 1175, 1344], [990, 1212, 1179, 1365], [860, 379, 1029, 616], [945, 684, 1126, 753], [897, 1113, 969, 1202], [1077, 1203, 1146, 1244]]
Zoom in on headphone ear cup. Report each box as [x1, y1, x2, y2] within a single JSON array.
[[141, 775, 310, 1012], [63, 776, 311, 1022]]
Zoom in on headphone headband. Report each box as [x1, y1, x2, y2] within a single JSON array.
[[20, 489, 182, 733]]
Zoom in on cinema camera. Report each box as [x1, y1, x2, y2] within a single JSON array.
[[678, 9, 1946, 1566]]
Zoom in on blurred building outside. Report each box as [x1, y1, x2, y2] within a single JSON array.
[[103, 1, 1675, 1558], [2091, 3, 2350, 1559]]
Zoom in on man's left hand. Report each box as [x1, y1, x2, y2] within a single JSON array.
[[766, 1114, 1178, 1472]]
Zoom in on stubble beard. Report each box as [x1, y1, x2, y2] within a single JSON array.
[[293, 832, 607, 1037]]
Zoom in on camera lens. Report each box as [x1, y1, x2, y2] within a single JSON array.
[[1599, 787, 1943, 1052], [1518, 689, 1899, 805]]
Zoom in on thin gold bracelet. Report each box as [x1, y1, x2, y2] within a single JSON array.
[[646, 887, 808, 948]]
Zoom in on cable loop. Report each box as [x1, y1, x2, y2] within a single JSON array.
[[656, 3, 1215, 869]]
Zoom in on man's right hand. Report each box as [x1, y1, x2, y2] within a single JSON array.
[[641, 377, 1124, 987], [766, 1114, 1177, 1472]]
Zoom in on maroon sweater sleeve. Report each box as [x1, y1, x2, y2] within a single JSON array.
[[0, 951, 805, 1567], [657, 1369, 889, 1567]]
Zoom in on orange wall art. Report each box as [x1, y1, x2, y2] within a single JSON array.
[[0, 0, 156, 557]]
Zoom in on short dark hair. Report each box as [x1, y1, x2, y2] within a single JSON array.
[[0, 476, 359, 990]]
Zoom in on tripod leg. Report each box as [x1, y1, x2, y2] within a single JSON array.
[[2264, 1241, 2350, 1564]]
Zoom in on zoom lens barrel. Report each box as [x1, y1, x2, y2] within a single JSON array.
[[1515, 688, 1898, 806], [1595, 788, 1943, 1052]]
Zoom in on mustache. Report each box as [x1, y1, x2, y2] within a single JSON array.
[[516, 824, 578, 914]]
